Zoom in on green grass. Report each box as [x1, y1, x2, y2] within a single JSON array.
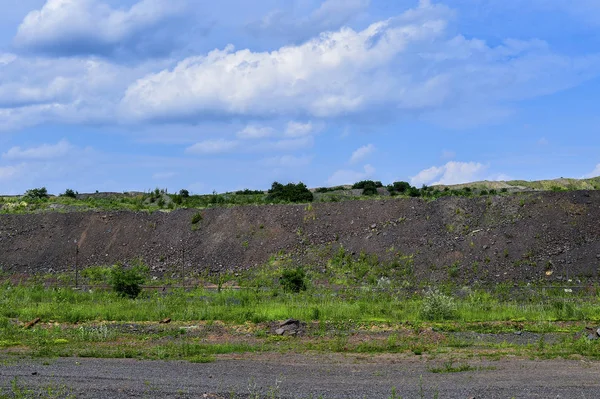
[[4, 176, 598, 215]]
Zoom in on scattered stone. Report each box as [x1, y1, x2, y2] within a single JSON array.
[[275, 319, 304, 336]]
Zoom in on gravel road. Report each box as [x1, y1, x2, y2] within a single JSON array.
[[2, 354, 600, 398]]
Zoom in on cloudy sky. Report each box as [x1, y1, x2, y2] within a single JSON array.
[[0, 0, 599, 194]]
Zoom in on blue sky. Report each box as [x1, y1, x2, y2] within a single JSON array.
[[0, 0, 599, 195]]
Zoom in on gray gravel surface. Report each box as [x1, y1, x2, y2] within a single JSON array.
[[2, 354, 600, 398]]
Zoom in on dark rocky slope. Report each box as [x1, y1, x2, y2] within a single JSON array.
[[1, 191, 599, 284]]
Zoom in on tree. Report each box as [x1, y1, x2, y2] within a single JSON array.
[[62, 189, 77, 198], [267, 182, 313, 203], [24, 187, 49, 200]]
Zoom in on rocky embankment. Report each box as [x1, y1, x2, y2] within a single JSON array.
[[1, 191, 599, 284]]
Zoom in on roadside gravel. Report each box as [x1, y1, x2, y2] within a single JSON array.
[[2, 354, 600, 398]]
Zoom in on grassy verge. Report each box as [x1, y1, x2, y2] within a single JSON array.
[[1, 279, 600, 363]]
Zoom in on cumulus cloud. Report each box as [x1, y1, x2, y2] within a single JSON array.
[[349, 144, 375, 164], [185, 139, 239, 155], [585, 164, 600, 178], [0, 54, 16, 66], [14, 0, 190, 57], [327, 164, 375, 186], [247, 0, 370, 42], [411, 161, 488, 186], [3, 139, 73, 160], [0, 53, 167, 131], [285, 121, 316, 138], [120, 1, 600, 126], [236, 125, 274, 140]]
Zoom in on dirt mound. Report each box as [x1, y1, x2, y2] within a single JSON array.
[[1, 191, 599, 284]]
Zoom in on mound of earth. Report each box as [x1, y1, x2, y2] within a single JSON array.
[[1, 191, 599, 284]]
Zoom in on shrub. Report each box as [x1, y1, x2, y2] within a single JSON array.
[[191, 211, 203, 225], [109, 264, 147, 299], [407, 187, 421, 197], [352, 180, 383, 189], [179, 189, 190, 198], [62, 189, 77, 198], [280, 267, 307, 293], [420, 289, 456, 321], [235, 189, 264, 195], [267, 182, 313, 203], [24, 187, 49, 200]]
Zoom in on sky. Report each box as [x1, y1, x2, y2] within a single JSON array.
[[0, 0, 599, 195]]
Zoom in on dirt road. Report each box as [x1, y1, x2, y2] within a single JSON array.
[[2, 354, 599, 398]]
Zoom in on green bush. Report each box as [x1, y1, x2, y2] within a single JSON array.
[[352, 180, 383, 189], [24, 187, 49, 200], [62, 189, 77, 198], [420, 289, 456, 321], [267, 182, 313, 203], [109, 264, 147, 299], [235, 189, 264, 195], [191, 211, 203, 225], [280, 267, 307, 293], [387, 181, 412, 195]]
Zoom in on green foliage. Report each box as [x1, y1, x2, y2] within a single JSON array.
[[179, 189, 190, 198], [191, 211, 203, 225], [280, 267, 307, 293], [234, 189, 264, 195], [352, 180, 383, 189], [62, 189, 77, 198], [420, 289, 456, 321], [81, 266, 112, 285], [387, 181, 412, 195], [267, 182, 313, 203], [407, 187, 421, 197], [24, 187, 49, 200], [109, 263, 147, 299]]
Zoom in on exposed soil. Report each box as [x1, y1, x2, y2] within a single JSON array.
[[1, 191, 600, 284]]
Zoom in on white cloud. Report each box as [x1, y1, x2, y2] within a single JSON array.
[[121, 1, 600, 126], [327, 164, 375, 186], [0, 54, 16, 66], [247, 0, 370, 41], [261, 155, 313, 168], [285, 121, 316, 138], [185, 139, 238, 155], [3, 139, 73, 160], [14, 0, 188, 56], [411, 161, 488, 186], [349, 144, 375, 164], [0, 54, 168, 131], [236, 125, 274, 140], [537, 137, 549, 146], [585, 164, 600, 178]]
